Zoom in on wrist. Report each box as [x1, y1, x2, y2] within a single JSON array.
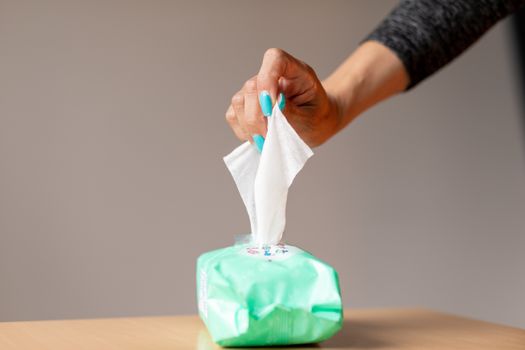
[[323, 68, 364, 130]]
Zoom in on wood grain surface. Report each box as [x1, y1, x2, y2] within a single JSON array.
[[0, 308, 524, 349]]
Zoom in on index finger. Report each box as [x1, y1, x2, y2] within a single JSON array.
[[256, 48, 290, 108]]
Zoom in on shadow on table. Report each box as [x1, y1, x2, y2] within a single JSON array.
[[319, 319, 390, 348]]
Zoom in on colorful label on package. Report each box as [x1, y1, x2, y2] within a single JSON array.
[[240, 244, 301, 260]]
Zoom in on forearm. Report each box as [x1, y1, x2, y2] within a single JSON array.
[[323, 41, 409, 130], [365, 0, 525, 89], [324, 0, 525, 132]]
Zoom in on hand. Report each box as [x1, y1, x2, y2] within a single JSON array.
[[225, 43, 409, 151], [225, 48, 342, 149]]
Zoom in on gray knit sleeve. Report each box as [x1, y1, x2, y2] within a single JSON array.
[[365, 0, 525, 89]]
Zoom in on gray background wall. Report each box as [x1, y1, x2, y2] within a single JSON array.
[[1, 0, 524, 328]]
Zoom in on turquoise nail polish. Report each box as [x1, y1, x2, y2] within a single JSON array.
[[259, 91, 272, 117], [253, 134, 265, 153], [278, 92, 286, 111]]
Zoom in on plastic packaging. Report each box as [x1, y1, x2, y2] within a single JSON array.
[[197, 243, 343, 346]]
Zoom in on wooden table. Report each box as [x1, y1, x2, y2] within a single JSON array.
[[0, 308, 523, 349]]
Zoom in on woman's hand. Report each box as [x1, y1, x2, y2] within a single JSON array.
[[225, 43, 409, 150], [225, 48, 342, 149]]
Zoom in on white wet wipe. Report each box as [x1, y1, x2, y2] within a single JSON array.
[[224, 101, 313, 246]]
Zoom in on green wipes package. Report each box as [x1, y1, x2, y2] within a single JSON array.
[[197, 243, 343, 347], [196, 101, 343, 346]]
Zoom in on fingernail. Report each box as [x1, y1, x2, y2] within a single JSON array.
[[278, 92, 286, 111], [253, 134, 265, 153], [259, 90, 272, 117]]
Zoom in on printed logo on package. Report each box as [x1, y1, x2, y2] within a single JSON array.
[[241, 244, 301, 261]]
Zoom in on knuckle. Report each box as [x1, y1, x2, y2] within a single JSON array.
[[264, 47, 285, 60], [309, 80, 319, 94], [243, 79, 257, 92], [231, 93, 244, 107], [301, 61, 315, 75], [225, 110, 236, 123]]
